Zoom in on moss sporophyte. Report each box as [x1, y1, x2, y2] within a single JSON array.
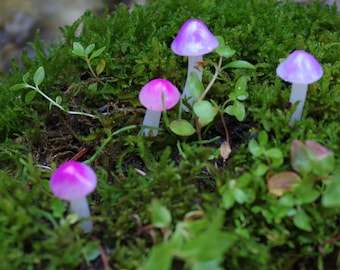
[[1, 0, 340, 269]]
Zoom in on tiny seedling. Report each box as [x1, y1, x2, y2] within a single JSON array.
[[72, 42, 106, 81], [10, 66, 97, 118]]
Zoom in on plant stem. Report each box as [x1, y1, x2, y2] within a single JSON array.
[[85, 57, 98, 80], [27, 84, 98, 119], [84, 125, 137, 164], [197, 56, 223, 102]]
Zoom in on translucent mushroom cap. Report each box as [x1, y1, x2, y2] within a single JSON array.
[[276, 50, 323, 84], [139, 78, 180, 111], [171, 19, 218, 56], [50, 161, 97, 201]]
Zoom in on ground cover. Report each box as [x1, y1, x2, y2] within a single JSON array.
[[0, 0, 339, 269]]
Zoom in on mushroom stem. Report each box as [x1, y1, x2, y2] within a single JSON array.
[[289, 83, 308, 126], [142, 109, 161, 136], [70, 197, 93, 233], [181, 55, 203, 111]]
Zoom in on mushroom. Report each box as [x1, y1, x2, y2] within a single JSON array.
[[139, 78, 180, 136], [171, 19, 218, 110], [276, 50, 323, 126], [50, 161, 97, 233]]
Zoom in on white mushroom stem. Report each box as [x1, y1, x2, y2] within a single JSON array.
[[142, 109, 161, 136], [70, 197, 93, 233], [289, 83, 308, 126], [181, 55, 203, 111]]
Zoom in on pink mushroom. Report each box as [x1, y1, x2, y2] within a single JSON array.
[[139, 78, 180, 136], [171, 19, 218, 110], [50, 161, 97, 233], [276, 50, 323, 126]]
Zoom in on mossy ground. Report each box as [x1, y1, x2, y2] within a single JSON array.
[[0, 0, 339, 269]]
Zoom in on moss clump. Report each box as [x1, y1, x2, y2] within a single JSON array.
[[0, 0, 339, 269]]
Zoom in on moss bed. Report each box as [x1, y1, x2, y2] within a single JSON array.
[[0, 0, 339, 269]]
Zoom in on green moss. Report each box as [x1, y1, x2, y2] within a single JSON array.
[[0, 0, 339, 269]]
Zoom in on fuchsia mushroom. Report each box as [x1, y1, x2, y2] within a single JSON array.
[[276, 50, 323, 126], [171, 19, 218, 109], [50, 161, 97, 233], [139, 78, 180, 136]]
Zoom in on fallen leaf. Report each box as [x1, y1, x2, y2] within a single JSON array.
[[220, 141, 232, 160], [267, 171, 301, 196]]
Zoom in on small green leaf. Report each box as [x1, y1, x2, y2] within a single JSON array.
[[193, 100, 216, 122], [85, 44, 95, 55], [258, 131, 268, 145], [266, 148, 283, 159], [88, 82, 98, 91], [254, 163, 269, 176], [55, 96, 62, 105], [188, 72, 204, 99], [10, 83, 27, 91], [322, 174, 340, 207], [248, 140, 262, 157], [25, 90, 37, 103], [142, 244, 172, 270], [293, 208, 312, 232], [215, 46, 236, 58], [235, 75, 250, 92], [33, 66, 45, 86], [96, 59, 106, 75], [223, 60, 256, 69], [72, 42, 86, 57], [22, 72, 30, 83], [221, 188, 235, 210], [90, 46, 106, 61], [170, 119, 196, 136], [233, 188, 248, 204], [215, 35, 225, 47], [150, 200, 171, 228], [224, 101, 245, 121], [82, 241, 101, 263]]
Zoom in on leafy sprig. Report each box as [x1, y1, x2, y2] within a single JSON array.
[[10, 66, 97, 119], [72, 42, 106, 80]]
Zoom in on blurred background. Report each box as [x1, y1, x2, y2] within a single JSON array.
[[0, 0, 338, 73], [0, 0, 146, 73]]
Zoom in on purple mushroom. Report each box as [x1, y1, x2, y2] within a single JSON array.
[[276, 50, 323, 126], [50, 161, 97, 233], [139, 78, 180, 136], [171, 19, 218, 110]]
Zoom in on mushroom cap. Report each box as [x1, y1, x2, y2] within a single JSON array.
[[276, 50, 323, 84], [171, 19, 218, 56], [139, 78, 180, 111], [50, 161, 97, 201]]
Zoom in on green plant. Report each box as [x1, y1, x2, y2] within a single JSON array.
[[9, 66, 97, 118], [169, 36, 255, 158], [72, 42, 106, 81]]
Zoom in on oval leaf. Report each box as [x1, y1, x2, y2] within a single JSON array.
[[235, 75, 250, 92], [224, 101, 245, 121], [193, 100, 216, 122], [170, 119, 196, 136], [25, 90, 37, 103], [223, 60, 256, 69], [72, 42, 86, 57], [267, 171, 301, 197], [90, 46, 106, 61], [10, 83, 27, 91], [188, 72, 204, 99], [293, 208, 312, 232], [33, 66, 45, 86], [85, 44, 95, 55], [215, 46, 236, 58], [96, 59, 106, 76], [150, 200, 171, 228]]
